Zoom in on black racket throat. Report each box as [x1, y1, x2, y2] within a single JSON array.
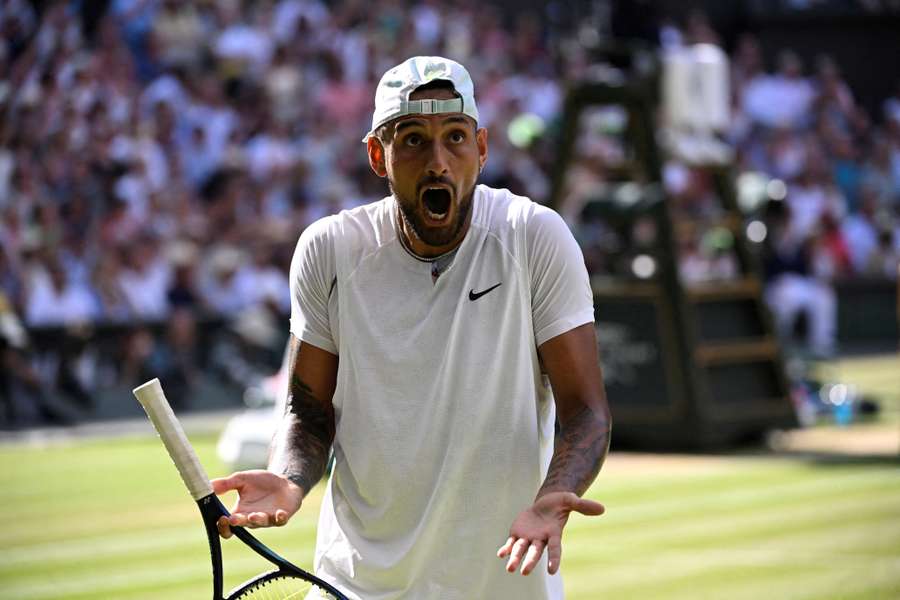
[[197, 494, 348, 599]]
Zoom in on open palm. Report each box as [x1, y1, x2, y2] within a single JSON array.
[[498, 491, 605, 575]]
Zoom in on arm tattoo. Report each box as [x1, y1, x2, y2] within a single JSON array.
[[269, 345, 335, 495], [537, 405, 611, 498]]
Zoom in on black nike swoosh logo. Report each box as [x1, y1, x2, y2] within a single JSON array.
[[468, 282, 502, 301]]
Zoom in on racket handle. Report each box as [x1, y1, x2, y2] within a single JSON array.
[[133, 378, 213, 501]]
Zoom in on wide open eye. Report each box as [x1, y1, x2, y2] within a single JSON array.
[[404, 134, 424, 147], [448, 130, 466, 144]]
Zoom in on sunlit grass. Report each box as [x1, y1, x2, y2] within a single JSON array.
[[1, 353, 898, 599]]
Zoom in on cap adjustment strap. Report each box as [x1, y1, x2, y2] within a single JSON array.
[[403, 98, 463, 116]]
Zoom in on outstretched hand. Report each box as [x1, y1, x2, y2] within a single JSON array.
[[211, 470, 305, 539], [497, 492, 605, 576]]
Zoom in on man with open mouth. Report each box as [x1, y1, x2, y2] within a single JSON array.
[[213, 56, 612, 600]]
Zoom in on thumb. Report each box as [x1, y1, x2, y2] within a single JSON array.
[[571, 497, 605, 516]]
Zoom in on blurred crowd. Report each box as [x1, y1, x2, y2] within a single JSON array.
[[0, 0, 568, 330], [1, 1, 899, 424], [729, 31, 899, 357], [566, 13, 900, 358], [0, 0, 571, 425]]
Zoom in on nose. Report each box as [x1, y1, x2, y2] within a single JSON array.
[[425, 139, 450, 177]]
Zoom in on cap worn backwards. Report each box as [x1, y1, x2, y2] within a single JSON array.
[[363, 56, 479, 142]]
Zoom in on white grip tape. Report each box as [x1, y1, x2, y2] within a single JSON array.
[[133, 378, 213, 500]]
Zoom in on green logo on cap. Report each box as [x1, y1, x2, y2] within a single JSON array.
[[423, 61, 448, 81]]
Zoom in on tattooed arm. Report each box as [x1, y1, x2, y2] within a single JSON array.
[[268, 335, 339, 495], [536, 322, 611, 498], [212, 335, 338, 538], [498, 322, 611, 576]]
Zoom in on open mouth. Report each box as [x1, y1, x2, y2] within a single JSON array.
[[422, 187, 452, 221]]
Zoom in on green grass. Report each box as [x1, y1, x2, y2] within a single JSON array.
[[1, 434, 898, 599], [1, 353, 898, 599]]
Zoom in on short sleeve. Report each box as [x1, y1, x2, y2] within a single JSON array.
[[527, 205, 595, 347], [289, 217, 338, 355]]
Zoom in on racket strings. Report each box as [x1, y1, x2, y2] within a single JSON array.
[[232, 574, 338, 600]]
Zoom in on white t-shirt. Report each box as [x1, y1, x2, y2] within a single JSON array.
[[289, 185, 594, 600]]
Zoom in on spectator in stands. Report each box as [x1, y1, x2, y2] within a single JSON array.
[[863, 228, 900, 279], [767, 127, 808, 181], [92, 247, 132, 322], [200, 245, 252, 317], [0, 319, 91, 426], [99, 197, 143, 248], [118, 234, 171, 321], [860, 135, 900, 206], [151, 0, 208, 72], [24, 256, 99, 327], [179, 122, 220, 190], [0, 242, 22, 308], [209, 302, 285, 392], [809, 212, 853, 279], [233, 244, 291, 315], [829, 135, 863, 212], [813, 56, 856, 136], [166, 240, 203, 311], [743, 49, 815, 129], [0, 289, 49, 427], [763, 202, 837, 357], [119, 325, 156, 386], [842, 189, 883, 272], [786, 154, 846, 240], [731, 34, 765, 107], [139, 307, 199, 408]]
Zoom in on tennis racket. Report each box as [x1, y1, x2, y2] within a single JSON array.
[[133, 378, 349, 600]]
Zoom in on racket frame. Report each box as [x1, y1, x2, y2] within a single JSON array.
[[198, 493, 347, 599], [133, 378, 349, 600]]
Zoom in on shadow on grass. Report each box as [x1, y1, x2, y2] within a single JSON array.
[[762, 449, 900, 468]]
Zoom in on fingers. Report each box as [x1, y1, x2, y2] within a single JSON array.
[[520, 540, 545, 576], [230, 512, 272, 528], [217, 512, 274, 539], [501, 538, 547, 575], [504, 538, 530, 573], [247, 510, 290, 527], [220, 509, 289, 532], [496, 493, 605, 576], [547, 535, 562, 574]]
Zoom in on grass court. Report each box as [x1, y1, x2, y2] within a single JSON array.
[[1, 354, 898, 599]]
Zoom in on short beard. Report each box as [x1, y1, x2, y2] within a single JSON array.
[[392, 182, 474, 249]]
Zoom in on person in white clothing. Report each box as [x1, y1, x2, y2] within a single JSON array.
[[212, 56, 611, 600]]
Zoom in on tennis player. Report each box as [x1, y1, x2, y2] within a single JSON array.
[[213, 56, 611, 599]]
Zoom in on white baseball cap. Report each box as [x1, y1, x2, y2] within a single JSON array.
[[363, 56, 479, 142]]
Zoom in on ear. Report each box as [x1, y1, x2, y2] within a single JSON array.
[[476, 127, 489, 172], [367, 137, 387, 178]]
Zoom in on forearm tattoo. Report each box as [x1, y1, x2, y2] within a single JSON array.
[[269, 345, 335, 495], [538, 405, 611, 498]]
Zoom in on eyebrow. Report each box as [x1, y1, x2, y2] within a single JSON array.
[[395, 115, 472, 133]]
